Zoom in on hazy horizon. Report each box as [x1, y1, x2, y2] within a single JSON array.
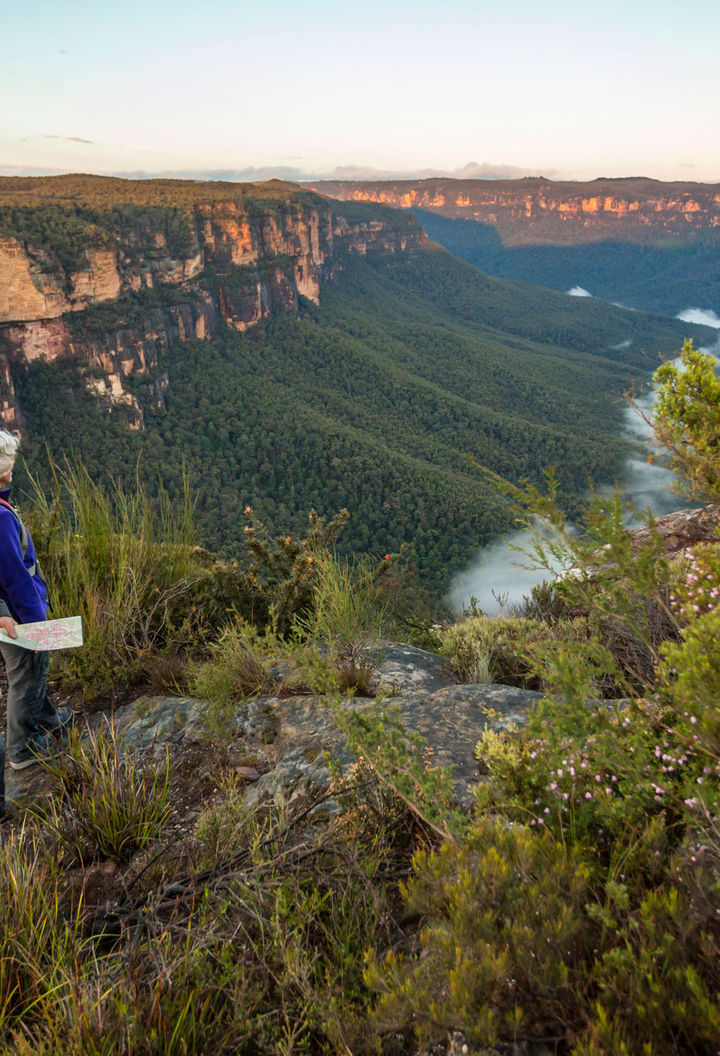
[[2, 164, 719, 187], [3, 0, 719, 184]]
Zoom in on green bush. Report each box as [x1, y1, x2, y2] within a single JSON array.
[[366, 812, 720, 1053], [435, 612, 590, 688], [653, 339, 720, 500]]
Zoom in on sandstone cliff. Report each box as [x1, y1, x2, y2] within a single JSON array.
[[0, 176, 422, 428], [307, 176, 720, 247]]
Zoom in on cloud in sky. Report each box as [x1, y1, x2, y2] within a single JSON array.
[[41, 134, 94, 145], [317, 161, 557, 181]]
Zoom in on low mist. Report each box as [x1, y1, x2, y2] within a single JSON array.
[[676, 307, 720, 328], [448, 306, 720, 615]]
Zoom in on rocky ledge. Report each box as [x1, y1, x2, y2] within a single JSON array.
[[4, 642, 542, 814]]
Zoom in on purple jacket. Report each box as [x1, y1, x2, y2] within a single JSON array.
[[0, 488, 49, 623]]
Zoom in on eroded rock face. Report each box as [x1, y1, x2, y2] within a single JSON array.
[[0, 182, 423, 428], [69, 247, 122, 307], [0, 353, 20, 431], [0, 237, 68, 322], [307, 176, 720, 246]]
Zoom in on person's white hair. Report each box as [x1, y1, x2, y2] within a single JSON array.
[[0, 430, 19, 480]]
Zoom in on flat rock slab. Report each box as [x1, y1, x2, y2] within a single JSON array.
[[244, 683, 542, 809], [112, 695, 209, 753], [372, 640, 458, 694], [2, 643, 542, 816], [390, 683, 542, 782], [101, 678, 541, 809]]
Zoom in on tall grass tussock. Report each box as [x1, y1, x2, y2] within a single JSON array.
[[26, 462, 202, 698]]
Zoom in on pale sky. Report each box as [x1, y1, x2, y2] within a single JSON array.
[[2, 0, 719, 183]]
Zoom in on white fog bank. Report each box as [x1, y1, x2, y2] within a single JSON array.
[[448, 308, 720, 615], [675, 307, 720, 329]]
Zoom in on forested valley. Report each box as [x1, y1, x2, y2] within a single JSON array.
[[413, 208, 720, 316], [13, 232, 709, 593]]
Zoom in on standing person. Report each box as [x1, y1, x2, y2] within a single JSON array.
[[0, 431, 70, 797]]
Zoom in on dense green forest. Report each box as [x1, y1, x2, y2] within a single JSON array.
[[0, 173, 325, 216], [413, 208, 720, 316], [13, 240, 708, 591]]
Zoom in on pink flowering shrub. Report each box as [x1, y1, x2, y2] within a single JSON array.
[[669, 544, 720, 622], [365, 465, 720, 1052], [366, 685, 720, 1052]]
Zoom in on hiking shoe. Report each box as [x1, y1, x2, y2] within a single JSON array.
[[53, 706, 75, 731], [41, 706, 76, 738], [8, 734, 63, 771]]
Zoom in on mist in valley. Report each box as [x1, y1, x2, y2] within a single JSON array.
[[448, 307, 720, 615]]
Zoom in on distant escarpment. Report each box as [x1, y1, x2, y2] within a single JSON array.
[[0, 176, 421, 428], [308, 177, 720, 246], [307, 177, 720, 315]]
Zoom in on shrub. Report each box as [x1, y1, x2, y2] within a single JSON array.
[[295, 550, 391, 695], [653, 339, 720, 500], [436, 612, 590, 688], [241, 506, 349, 636], [365, 811, 720, 1054]]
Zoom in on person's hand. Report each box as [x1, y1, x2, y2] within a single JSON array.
[[0, 616, 18, 639]]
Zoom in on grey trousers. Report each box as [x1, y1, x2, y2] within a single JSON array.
[[0, 645, 59, 769]]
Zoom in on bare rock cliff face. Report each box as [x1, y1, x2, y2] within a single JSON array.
[[0, 183, 420, 429], [307, 177, 720, 247]]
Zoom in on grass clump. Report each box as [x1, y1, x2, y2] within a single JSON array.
[[26, 461, 203, 699], [295, 550, 391, 695], [189, 621, 280, 743], [0, 829, 84, 1039], [191, 549, 392, 732], [0, 775, 415, 1055], [38, 721, 172, 864]]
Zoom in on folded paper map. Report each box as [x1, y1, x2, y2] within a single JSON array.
[[0, 616, 83, 652]]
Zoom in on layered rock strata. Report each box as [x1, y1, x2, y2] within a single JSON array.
[[307, 176, 720, 246], [0, 180, 422, 429]]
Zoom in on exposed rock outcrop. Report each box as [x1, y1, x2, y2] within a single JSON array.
[[307, 176, 720, 246], [631, 504, 720, 554], [0, 353, 20, 431], [0, 176, 424, 429], [5, 643, 541, 813]]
